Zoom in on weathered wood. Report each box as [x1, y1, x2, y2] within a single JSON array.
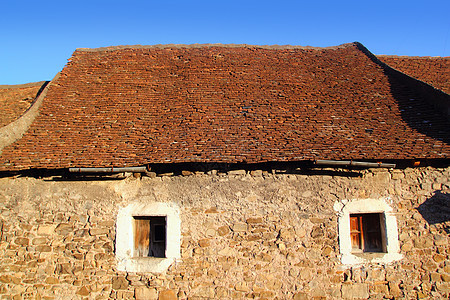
[[134, 218, 150, 257]]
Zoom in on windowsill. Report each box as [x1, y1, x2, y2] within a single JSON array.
[[132, 256, 166, 259], [118, 256, 176, 273], [352, 252, 386, 259], [350, 249, 388, 261], [351, 248, 385, 254], [342, 252, 403, 265]]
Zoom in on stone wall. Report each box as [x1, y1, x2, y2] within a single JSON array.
[[0, 166, 448, 299]]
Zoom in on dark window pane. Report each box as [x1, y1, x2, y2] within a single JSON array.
[[154, 224, 165, 242]]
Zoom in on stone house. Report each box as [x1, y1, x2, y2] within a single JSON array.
[[0, 42, 449, 299]]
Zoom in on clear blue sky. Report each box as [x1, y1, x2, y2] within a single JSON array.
[[1, 0, 449, 85]]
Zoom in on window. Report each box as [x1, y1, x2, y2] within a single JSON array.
[[116, 202, 180, 273], [134, 216, 166, 258], [335, 198, 402, 265], [349, 213, 386, 253]]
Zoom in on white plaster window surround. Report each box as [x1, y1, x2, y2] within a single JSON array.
[[116, 202, 181, 273], [334, 198, 403, 265]]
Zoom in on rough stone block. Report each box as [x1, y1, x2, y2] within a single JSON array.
[[98, 220, 115, 227], [193, 286, 215, 298], [435, 282, 450, 293], [218, 247, 234, 257], [45, 277, 59, 284], [388, 282, 402, 297], [204, 207, 218, 213], [235, 282, 250, 292], [441, 274, 450, 282], [32, 237, 47, 245], [55, 223, 73, 235], [370, 283, 389, 294], [217, 225, 230, 236], [56, 263, 73, 275], [35, 245, 52, 252], [433, 253, 446, 263], [310, 226, 323, 238], [198, 239, 210, 247], [246, 234, 260, 241], [89, 228, 109, 235], [321, 245, 333, 257], [146, 171, 157, 178], [310, 217, 325, 224], [401, 242, 413, 252], [366, 268, 386, 282], [116, 290, 135, 299], [430, 272, 442, 282], [414, 237, 433, 249], [158, 289, 177, 300], [434, 234, 448, 246], [250, 170, 263, 176], [266, 278, 282, 290], [341, 283, 369, 299], [422, 260, 437, 272], [232, 223, 247, 232], [111, 276, 128, 290], [280, 228, 295, 240], [246, 217, 263, 224], [293, 292, 308, 300], [76, 286, 90, 296], [228, 170, 246, 175], [391, 172, 405, 180], [260, 291, 275, 298], [215, 286, 229, 298], [14, 237, 29, 246], [302, 190, 312, 198], [135, 287, 157, 300]]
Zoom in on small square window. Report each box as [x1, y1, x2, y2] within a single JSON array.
[[133, 216, 166, 258], [350, 213, 386, 253], [116, 202, 180, 273], [336, 198, 402, 265]]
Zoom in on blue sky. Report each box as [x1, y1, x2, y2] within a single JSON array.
[[1, 0, 449, 85]]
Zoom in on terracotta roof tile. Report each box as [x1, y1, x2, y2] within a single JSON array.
[[378, 55, 449, 94], [0, 43, 449, 170], [0, 82, 45, 127]]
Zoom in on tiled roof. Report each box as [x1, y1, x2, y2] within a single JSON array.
[[378, 55, 450, 94], [0, 82, 45, 127], [0, 43, 449, 171]]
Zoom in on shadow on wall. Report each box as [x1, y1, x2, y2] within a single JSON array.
[[417, 191, 450, 233]]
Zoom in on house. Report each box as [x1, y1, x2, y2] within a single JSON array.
[[0, 42, 449, 299]]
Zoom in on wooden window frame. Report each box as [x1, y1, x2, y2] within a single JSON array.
[[133, 216, 167, 258], [349, 213, 387, 253]]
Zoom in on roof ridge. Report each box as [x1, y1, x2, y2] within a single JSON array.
[[0, 81, 47, 90], [75, 42, 359, 52], [377, 54, 449, 59]]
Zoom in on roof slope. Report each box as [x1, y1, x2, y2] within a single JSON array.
[[1, 43, 449, 171], [0, 82, 45, 127], [378, 55, 450, 94]]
